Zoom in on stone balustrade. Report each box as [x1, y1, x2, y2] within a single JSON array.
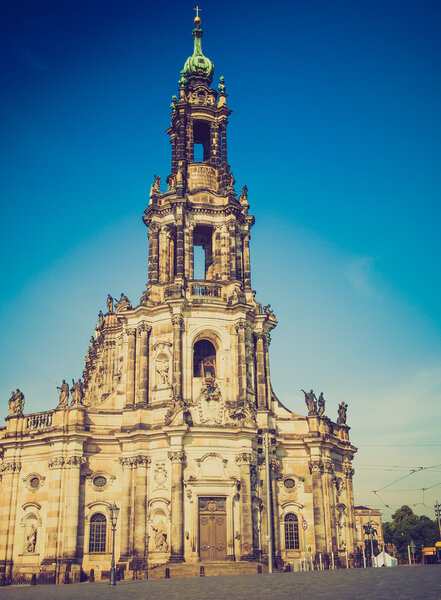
[[191, 282, 222, 297], [25, 411, 53, 431]]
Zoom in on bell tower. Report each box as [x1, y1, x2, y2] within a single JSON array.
[[142, 13, 276, 414]]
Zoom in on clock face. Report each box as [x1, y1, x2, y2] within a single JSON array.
[[284, 478, 295, 489]]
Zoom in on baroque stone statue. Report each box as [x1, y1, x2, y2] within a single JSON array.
[[317, 392, 325, 416], [302, 389, 317, 415], [25, 524, 37, 553], [337, 402, 348, 425], [57, 380, 69, 407], [70, 379, 84, 406], [106, 294, 114, 314], [8, 389, 24, 416]]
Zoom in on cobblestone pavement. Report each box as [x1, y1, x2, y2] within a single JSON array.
[[1, 566, 441, 600]]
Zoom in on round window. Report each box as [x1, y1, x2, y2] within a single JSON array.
[[93, 476, 107, 488], [284, 478, 295, 490], [30, 477, 40, 489]]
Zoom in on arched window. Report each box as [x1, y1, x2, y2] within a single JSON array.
[[193, 339, 217, 378], [284, 513, 299, 550], [89, 513, 107, 553]]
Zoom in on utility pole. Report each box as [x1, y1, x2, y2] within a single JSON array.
[[435, 501, 441, 538]]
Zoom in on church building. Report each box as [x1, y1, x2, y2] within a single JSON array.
[[0, 14, 357, 583]]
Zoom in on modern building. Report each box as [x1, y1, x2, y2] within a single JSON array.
[[0, 14, 357, 583]]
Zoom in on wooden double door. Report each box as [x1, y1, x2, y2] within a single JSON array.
[[199, 497, 227, 561]]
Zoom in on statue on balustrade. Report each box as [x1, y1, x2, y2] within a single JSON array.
[[106, 294, 114, 314], [57, 380, 69, 407], [317, 392, 325, 416], [302, 389, 317, 415], [337, 402, 348, 424], [70, 379, 84, 405], [8, 389, 24, 416]]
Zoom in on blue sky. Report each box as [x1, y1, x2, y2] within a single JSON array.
[[1, 0, 440, 521]]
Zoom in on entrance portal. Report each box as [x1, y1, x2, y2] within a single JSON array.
[[199, 497, 227, 561]]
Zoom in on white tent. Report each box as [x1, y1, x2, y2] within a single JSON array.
[[374, 552, 398, 567]]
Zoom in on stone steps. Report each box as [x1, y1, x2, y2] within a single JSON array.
[[146, 561, 268, 580]]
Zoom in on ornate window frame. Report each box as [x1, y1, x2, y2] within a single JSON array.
[[84, 501, 113, 555], [86, 471, 115, 492], [22, 472, 46, 492]]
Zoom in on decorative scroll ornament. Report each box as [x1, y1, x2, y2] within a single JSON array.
[[164, 393, 187, 426]]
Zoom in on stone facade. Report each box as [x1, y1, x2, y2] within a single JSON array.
[[354, 506, 384, 552], [0, 15, 358, 583]]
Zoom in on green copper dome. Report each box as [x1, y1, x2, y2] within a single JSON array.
[[181, 16, 214, 84]]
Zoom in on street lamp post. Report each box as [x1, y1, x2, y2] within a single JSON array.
[[144, 534, 150, 580], [109, 503, 120, 586]]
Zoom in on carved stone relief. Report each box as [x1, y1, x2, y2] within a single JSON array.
[[195, 378, 225, 425], [154, 464, 167, 489]]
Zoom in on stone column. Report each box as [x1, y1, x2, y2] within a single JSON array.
[[63, 456, 85, 561], [168, 451, 186, 562], [343, 460, 356, 555], [172, 316, 183, 402], [220, 226, 228, 281], [133, 456, 151, 561], [211, 122, 221, 166], [235, 321, 247, 402], [0, 460, 21, 581], [171, 133, 177, 174], [42, 457, 65, 570], [187, 117, 194, 163], [119, 457, 135, 560], [235, 453, 254, 560], [184, 225, 191, 280], [243, 232, 251, 288], [213, 227, 222, 280], [148, 225, 159, 283], [188, 225, 194, 280], [235, 231, 243, 281], [125, 328, 136, 407], [322, 459, 335, 553], [228, 223, 237, 280], [254, 334, 267, 409], [221, 123, 227, 164], [137, 324, 151, 406], [263, 335, 271, 408], [159, 227, 168, 283], [309, 458, 326, 553], [104, 340, 113, 391]]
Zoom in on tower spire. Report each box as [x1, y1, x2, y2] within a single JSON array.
[[182, 9, 214, 84]]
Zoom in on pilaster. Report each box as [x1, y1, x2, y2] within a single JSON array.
[[235, 453, 254, 560], [168, 451, 186, 562]]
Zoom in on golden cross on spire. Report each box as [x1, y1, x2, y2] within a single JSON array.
[[193, 5, 201, 18]]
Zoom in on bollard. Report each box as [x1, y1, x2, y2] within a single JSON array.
[[165, 567, 170, 579], [257, 564, 262, 574], [30, 574, 37, 586], [199, 566, 205, 577], [89, 569, 95, 583]]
